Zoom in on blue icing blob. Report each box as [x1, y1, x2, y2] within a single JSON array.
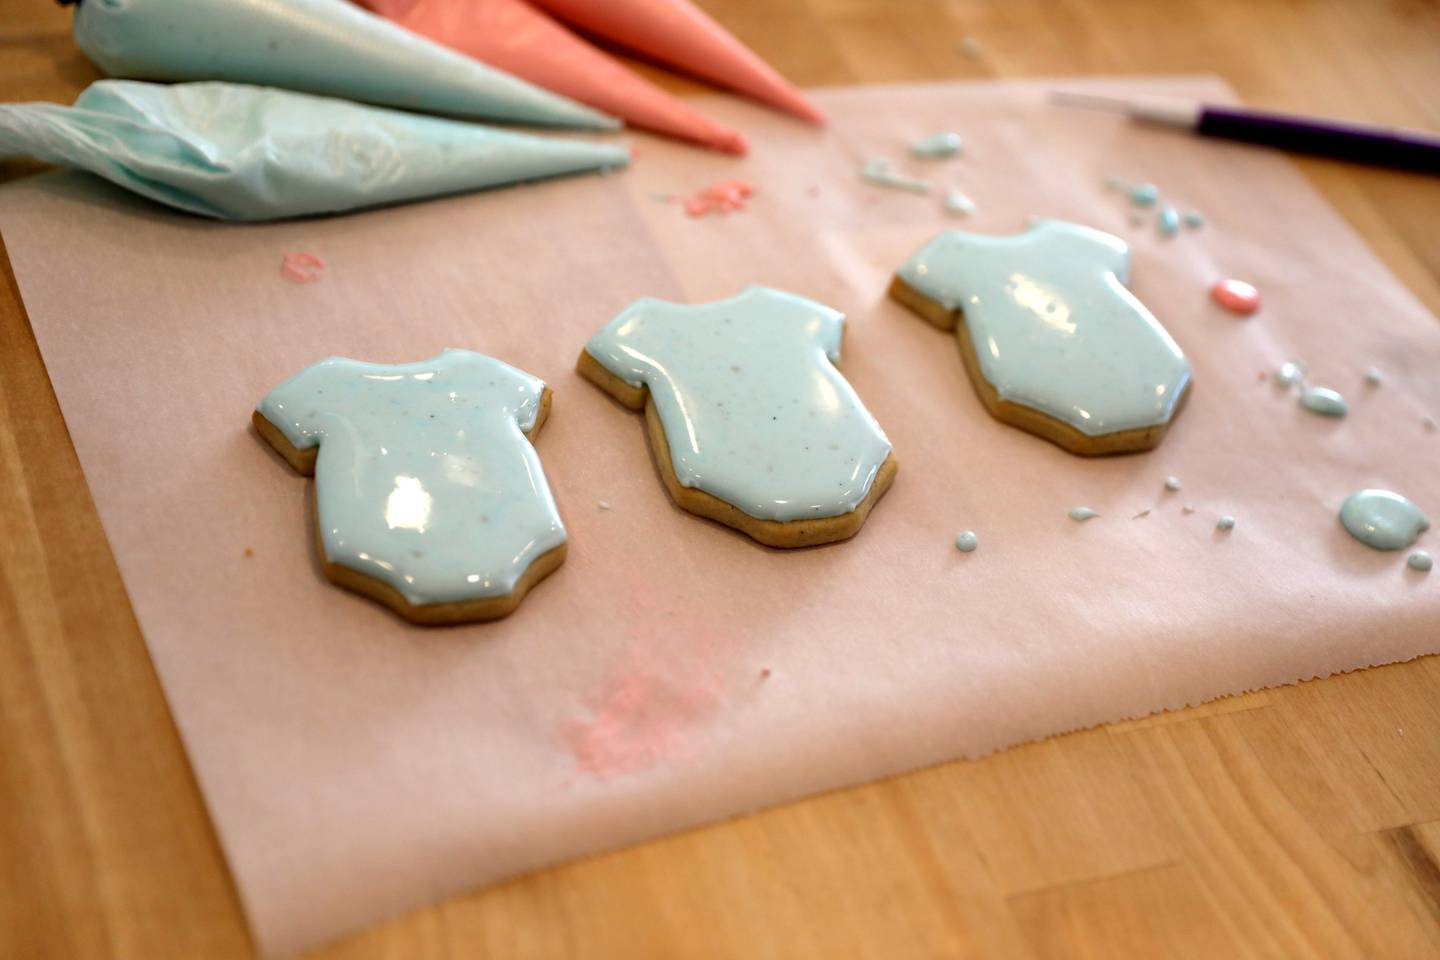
[[911, 131, 963, 158], [860, 158, 931, 194], [1299, 386, 1348, 418], [256, 349, 566, 605], [1069, 506, 1100, 521], [1274, 362, 1304, 387], [0, 81, 628, 221], [943, 188, 976, 216], [1216, 515, 1235, 531], [1339, 489, 1429, 551], [1157, 206, 1180, 237], [955, 530, 979, 552], [1409, 551, 1433, 572], [1130, 183, 1160, 207], [896, 220, 1193, 436], [583, 286, 894, 523], [1182, 211, 1205, 229]]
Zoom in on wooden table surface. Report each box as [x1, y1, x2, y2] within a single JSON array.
[[4, 1, 1440, 957]]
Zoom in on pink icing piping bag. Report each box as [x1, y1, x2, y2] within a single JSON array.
[[355, 0, 746, 154], [529, 0, 824, 124]]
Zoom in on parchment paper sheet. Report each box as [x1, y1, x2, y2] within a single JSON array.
[[3, 78, 1437, 957]]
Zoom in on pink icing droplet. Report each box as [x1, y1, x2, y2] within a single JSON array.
[[280, 252, 325, 284], [684, 179, 755, 218], [1211, 278, 1260, 315]]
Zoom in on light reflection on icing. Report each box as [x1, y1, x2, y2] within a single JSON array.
[[384, 475, 433, 531], [896, 220, 1192, 436], [257, 349, 565, 604], [584, 287, 893, 523], [1338, 489, 1429, 551]]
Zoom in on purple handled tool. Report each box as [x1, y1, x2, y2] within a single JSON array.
[[1051, 91, 1440, 174]]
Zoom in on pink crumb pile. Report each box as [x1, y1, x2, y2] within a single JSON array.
[[684, 179, 755, 218], [280, 252, 326, 283]]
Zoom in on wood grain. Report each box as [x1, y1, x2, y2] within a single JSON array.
[[2, 1, 1439, 957]]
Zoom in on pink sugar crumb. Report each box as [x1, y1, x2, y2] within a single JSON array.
[[684, 179, 755, 218], [760, 667, 772, 679], [280, 252, 325, 283], [563, 663, 722, 780]]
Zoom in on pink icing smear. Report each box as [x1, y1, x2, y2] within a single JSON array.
[[280, 252, 326, 283], [562, 658, 723, 780], [684, 179, 754, 218], [562, 586, 730, 780]]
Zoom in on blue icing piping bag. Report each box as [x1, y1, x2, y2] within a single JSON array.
[[69, 0, 620, 130], [0, 80, 630, 221]]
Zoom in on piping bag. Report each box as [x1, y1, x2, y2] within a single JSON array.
[[530, 0, 824, 124], [68, 0, 618, 130], [354, 0, 748, 154], [0, 80, 630, 221]]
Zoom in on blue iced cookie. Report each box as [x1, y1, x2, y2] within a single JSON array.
[[578, 286, 896, 547], [254, 349, 566, 623], [890, 219, 1193, 455]]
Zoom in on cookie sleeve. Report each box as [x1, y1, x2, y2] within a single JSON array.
[[255, 360, 333, 451]]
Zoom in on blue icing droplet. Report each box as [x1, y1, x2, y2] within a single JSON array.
[[1364, 367, 1383, 387], [1069, 506, 1100, 521], [1409, 550, 1433, 572], [911, 131, 963, 159], [1275, 362, 1304, 387], [1129, 183, 1160, 207], [943, 188, 976, 216], [955, 530, 978, 552], [1182, 211, 1205, 229], [1299, 386, 1348, 418], [1216, 515, 1235, 531], [1157, 206, 1180, 237], [1339, 489, 1429, 550], [860, 157, 931, 194], [1164, 475, 1181, 491]]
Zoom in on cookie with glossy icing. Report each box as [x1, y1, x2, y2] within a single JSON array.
[[578, 286, 896, 547], [254, 349, 566, 623], [889, 219, 1193, 455]]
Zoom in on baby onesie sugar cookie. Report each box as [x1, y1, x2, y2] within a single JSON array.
[[254, 349, 566, 623], [577, 286, 896, 548], [889, 219, 1193, 455]]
